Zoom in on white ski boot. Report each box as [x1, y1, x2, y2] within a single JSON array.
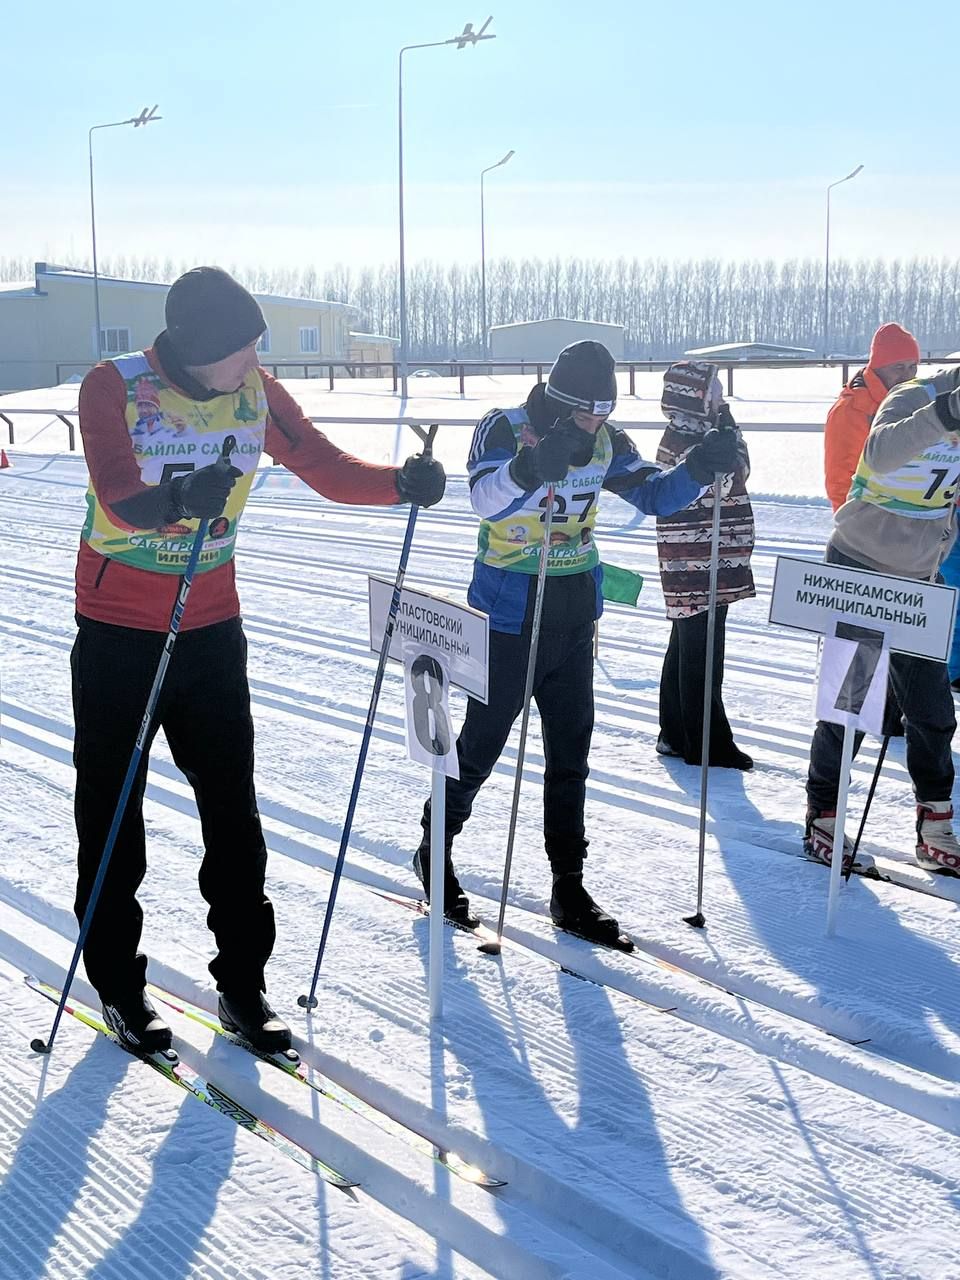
[[803, 808, 855, 873], [916, 801, 960, 873]]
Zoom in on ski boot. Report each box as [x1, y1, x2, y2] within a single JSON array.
[[803, 808, 859, 873], [413, 841, 478, 928], [916, 801, 960, 873], [218, 990, 292, 1053], [102, 989, 173, 1056], [549, 872, 633, 951]]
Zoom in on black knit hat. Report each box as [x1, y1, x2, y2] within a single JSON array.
[[545, 340, 617, 415], [164, 267, 266, 365]]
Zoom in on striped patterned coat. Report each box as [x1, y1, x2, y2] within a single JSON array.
[[655, 411, 756, 619]]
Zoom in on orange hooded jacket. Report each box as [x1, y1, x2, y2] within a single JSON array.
[[823, 365, 889, 512]]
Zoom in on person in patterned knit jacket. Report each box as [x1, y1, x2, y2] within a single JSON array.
[[654, 363, 755, 770]]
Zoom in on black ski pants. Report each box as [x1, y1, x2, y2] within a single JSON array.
[[658, 605, 737, 764], [806, 547, 955, 810], [421, 620, 595, 873], [72, 615, 276, 1000]]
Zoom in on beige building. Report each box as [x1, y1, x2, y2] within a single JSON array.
[[348, 331, 400, 376], [0, 263, 365, 392], [488, 317, 626, 363]]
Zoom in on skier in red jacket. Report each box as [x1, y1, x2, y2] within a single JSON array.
[[74, 267, 444, 1054]]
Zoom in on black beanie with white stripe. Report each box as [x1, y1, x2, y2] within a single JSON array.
[[545, 341, 617, 416]]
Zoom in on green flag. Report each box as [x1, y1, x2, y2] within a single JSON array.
[[600, 562, 643, 607]]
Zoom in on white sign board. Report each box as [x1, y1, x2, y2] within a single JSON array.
[[368, 577, 489, 703], [401, 643, 459, 778], [815, 618, 890, 735], [769, 556, 957, 662]]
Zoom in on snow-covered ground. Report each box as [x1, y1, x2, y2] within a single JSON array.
[[3, 369, 960, 1278]]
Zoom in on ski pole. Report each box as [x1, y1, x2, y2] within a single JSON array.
[[684, 442, 726, 930], [845, 734, 889, 881], [479, 484, 556, 957], [32, 435, 237, 1056], [299, 425, 438, 1010], [845, 551, 940, 882]]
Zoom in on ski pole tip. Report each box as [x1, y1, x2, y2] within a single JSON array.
[[297, 994, 318, 1010], [30, 1038, 51, 1054], [477, 939, 502, 956], [683, 912, 706, 929]]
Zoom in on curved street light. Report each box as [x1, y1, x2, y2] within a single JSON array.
[[398, 19, 496, 398], [480, 149, 514, 361], [823, 163, 863, 359], [89, 106, 162, 360]]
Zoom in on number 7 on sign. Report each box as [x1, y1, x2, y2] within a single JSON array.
[[833, 622, 885, 717], [816, 618, 889, 736]]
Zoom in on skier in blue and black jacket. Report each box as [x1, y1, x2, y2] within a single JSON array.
[[412, 340, 737, 945]]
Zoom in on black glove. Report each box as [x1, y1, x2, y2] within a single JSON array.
[[170, 460, 243, 519], [510, 421, 594, 489], [716, 402, 738, 431], [396, 454, 446, 507], [685, 428, 739, 485]]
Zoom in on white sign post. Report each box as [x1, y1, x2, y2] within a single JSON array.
[[369, 580, 489, 1024], [770, 556, 957, 935], [816, 619, 890, 935]]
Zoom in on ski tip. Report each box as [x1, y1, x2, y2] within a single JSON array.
[[297, 994, 318, 1010], [477, 939, 502, 956], [683, 912, 706, 930], [30, 1037, 50, 1055]]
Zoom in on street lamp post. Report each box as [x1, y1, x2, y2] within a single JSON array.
[[822, 163, 863, 360], [89, 105, 161, 360], [480, 148, 514, 362], [398, 18, 495, 399]]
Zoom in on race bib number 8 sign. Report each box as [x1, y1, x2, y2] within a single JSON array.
[[402, 643, 459, 779]]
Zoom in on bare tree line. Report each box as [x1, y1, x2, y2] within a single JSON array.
[[4, 254, 959, 359]]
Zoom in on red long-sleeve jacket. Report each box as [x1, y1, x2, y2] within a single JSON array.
[[76, 350, 401, 630]]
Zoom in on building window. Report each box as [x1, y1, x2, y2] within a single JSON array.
[[299, 326, 319, 354], [100, 326, 132, 356], [256, 328, 271, 355]]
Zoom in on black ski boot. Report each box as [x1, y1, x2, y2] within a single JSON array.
[[218, 990, 292, 1054], [549, 873, 633, 951], [413, 841, 479, 928], [102, 990, 173, 1055]]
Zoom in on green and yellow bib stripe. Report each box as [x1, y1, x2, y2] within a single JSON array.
[[82, 353, 267, 574], [849, 380, 960, 520], [476, 408, 613, 576]]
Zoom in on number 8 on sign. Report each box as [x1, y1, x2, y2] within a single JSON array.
[[410, 654, 451, 756], [402, 646, 459, 779]]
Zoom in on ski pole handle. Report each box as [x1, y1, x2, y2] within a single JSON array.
[[410, 423, 438, 460], [218, 434, 237, 469]]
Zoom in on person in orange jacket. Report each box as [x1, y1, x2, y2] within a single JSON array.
[[823, 323, 920, 512]]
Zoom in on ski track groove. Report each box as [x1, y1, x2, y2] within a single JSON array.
[[5, 616, 960, 1080], [0, 1074, 247, 1280], [4, 708, 960, 1163], [5, 478, 960, 1277], [330, 964, 943, 1227], [0, 561, 893, 776]]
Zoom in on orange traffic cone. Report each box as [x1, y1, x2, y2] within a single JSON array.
[[0, 450, 9, 469]]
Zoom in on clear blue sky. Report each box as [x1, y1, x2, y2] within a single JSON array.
[[3, 0, 957, 273]]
